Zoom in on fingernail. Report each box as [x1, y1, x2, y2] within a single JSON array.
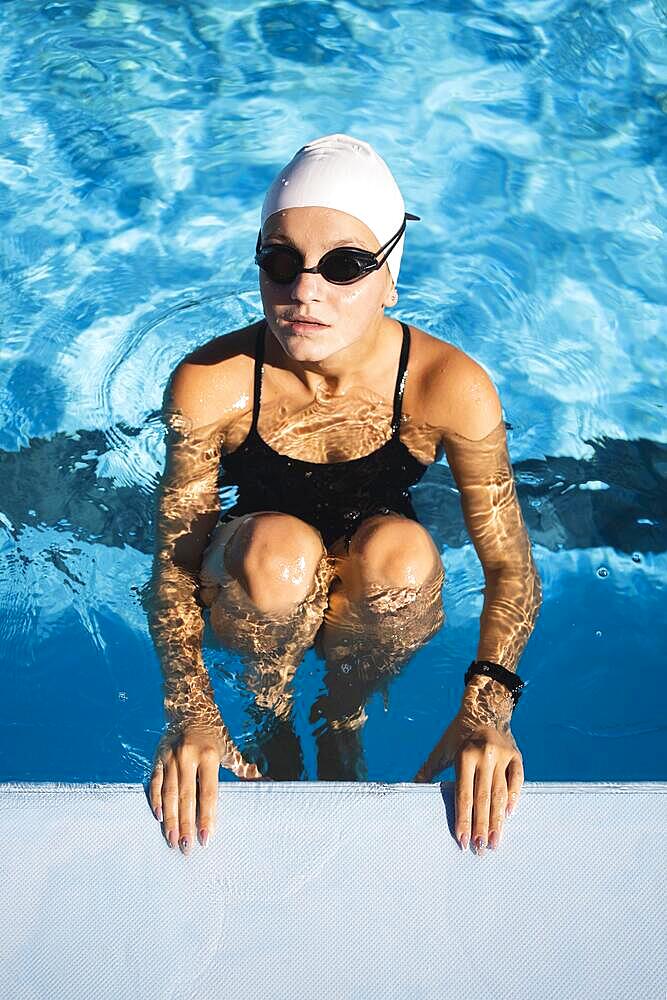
[[154, 805, 163, 822], [179, 836, 190, 854], [505, 804, 513, 818], [199, 828, 209, 848], [475, 836, 486, 857], [488, 830, 499, 850], [167, 830, 176, 848], [459, 833, 469, 852]]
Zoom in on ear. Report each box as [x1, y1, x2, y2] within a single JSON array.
[[384, 281, 399, 308]]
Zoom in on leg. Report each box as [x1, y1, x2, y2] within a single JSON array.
[[310, 514, 446, 780], [200, 512, 335, 778]]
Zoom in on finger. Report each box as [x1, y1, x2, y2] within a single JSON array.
[[454, 750, 476, 852], [413, 758, 431, 783], [413, 735, 451, 784], [415, 750, 443, 783], [161, 757, 179, 850], [220, 741, 264, 781], [488, 764, 508, 850], [506, 753, 524, 817], [149, 759, 164, 821], [471, 753, 494, 857], [177, 752, 198, 855], [196, 752, 220, 847]]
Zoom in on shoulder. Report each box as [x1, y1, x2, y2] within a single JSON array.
[[406, 323, 503, 442], [164, 320, 261, 434]]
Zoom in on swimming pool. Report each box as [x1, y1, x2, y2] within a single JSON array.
[[0, 0, 665, 783]]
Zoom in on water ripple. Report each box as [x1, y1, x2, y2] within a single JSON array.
[[0, 0, 665, 780]]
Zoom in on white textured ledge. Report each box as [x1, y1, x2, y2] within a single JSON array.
[[1, 781, 664, 1000]]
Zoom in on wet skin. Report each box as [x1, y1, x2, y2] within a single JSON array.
[[147, 206, 542, 858]]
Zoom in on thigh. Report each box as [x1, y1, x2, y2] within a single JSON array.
[[199, 512, 254, 606]]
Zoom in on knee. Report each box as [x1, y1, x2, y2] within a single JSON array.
[[225, 512, 326, 614], [347, 516, 442, 591]]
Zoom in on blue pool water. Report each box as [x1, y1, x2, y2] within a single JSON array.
[[0, 0, 665, 783]]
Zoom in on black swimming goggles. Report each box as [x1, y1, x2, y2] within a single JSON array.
[[254, 212, 421, 285]]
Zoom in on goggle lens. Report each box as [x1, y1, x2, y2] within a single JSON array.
[[258, 247, 366, 285]]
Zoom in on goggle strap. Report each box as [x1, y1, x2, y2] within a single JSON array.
[[373, 218, 407, 270], [254, 211, 420, 278]]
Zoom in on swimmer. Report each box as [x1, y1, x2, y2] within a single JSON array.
[[147, 133, 543, 857]]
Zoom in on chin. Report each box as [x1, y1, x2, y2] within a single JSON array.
[[283, 337, 332, 362], [275, 328, 332, 358]]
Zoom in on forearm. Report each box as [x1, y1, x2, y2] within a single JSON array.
[[148, 555, 225, 733], [476, 551, 543, 669], [461, 554, 543, 727]]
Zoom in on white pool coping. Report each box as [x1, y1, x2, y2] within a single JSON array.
[[1, 780, 665, 1000]]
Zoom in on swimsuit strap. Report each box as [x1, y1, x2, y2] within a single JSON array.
[[251, 318, 410, 437], [391, 322, 411, 436], [249, 320, 267, 435]]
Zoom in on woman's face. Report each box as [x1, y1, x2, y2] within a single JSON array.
[[258, 206, 396, 363]]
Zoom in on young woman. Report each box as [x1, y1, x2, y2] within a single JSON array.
[[148, 134, 542, 857]]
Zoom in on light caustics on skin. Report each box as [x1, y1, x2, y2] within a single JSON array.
[[148, 386, 541, 771], [441, 416, 543, 733], [146, 411, 263, 777]]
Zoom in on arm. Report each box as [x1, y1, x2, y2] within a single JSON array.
[[148, 396, 224, 733], [147, 360, 261, 854], [414, 350, 543, 855], [443, 410, 543, 727]]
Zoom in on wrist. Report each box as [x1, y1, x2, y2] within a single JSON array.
[[460, 675, 514, 728], [164, 708, 224, 736], [464, 658, 524, 708]]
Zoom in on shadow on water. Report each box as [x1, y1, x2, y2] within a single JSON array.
[[0, 422, 664, 555]]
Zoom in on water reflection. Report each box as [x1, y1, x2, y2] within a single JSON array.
[[0, 422, 663, 558], [148, 387, 541, 779]]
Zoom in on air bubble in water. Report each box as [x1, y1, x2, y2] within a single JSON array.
[[631, 552, 641, 563], [597, 566, 609, 578]]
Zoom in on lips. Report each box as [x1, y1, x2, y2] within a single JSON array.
[[286, 316, 328, 326]]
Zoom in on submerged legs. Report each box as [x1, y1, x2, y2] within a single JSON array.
[[311, 514, 445, 779], [199, 512, 334, 778], [200, 511, 445, 780]]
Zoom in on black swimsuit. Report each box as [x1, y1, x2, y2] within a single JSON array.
[[218, 319, 430, 549]]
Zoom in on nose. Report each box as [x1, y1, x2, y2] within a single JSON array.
[[289, 268, 326, 300]]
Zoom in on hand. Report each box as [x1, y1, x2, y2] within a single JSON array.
[[413, 710, 524, 856], [149, 722, 264, 854]]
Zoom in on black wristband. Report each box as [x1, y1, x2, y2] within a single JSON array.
[[464, 659, 525, 708]]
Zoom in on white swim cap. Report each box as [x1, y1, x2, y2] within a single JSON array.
[[260, 133, 419, 288]]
